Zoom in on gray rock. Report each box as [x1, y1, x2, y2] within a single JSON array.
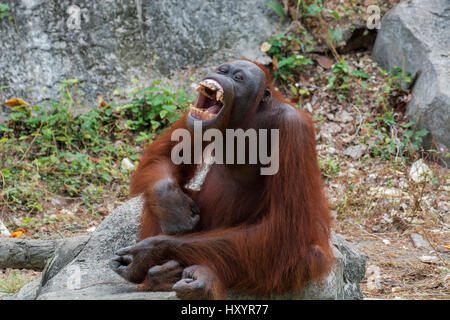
[[6, 196, 367, 300], [373, 0, 450, 166], [343, 145, 366, 160], [0, 0, 280, 106], [411, 233, 430, 249], [0, 221, 10, 237]]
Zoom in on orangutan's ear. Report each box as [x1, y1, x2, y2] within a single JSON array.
[[262, 88, 271, 103]]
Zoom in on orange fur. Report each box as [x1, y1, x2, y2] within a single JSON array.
[[129, 63, 334, 297]]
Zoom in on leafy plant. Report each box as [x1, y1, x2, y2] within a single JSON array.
[[0, 78, 194, 214], [319, 157, 340, 177], [266, 33, 314, 82], [327, 58, 350, 96], [276, 54, 313, 80], [351, 69, 370, 80], [266, 1, 286, 19], [364, 112, 429, 162], [0, 3, 11, 21], [268, 33, 304, 59], [121, 80, 193, 135]]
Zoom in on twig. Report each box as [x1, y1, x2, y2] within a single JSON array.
[[350, 104, 363, 136], [74, 281, 126, 291], [356, 223, 388, 241]]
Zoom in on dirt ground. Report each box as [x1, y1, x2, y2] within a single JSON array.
[[335, 222, 449, 299]]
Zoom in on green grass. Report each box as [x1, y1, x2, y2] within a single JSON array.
[[0, 270, 38, 293], [0, 79, 195, 216]]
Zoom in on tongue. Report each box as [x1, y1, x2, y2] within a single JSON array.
[[207, 104, 221, 114]]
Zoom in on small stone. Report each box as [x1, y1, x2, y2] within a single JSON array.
[[341, 123, 355, 134], [50, 197, 64, 206], [409, 159, 432, 183], [369, 187, 403, 198], [121, 158, 135, 170], [0, 221, 10, 237], [409, 233, 432, 250], [382, 239, 391, 245], [419, 255, 439, 264], [343, 145, 366, 160], [325, 147, 338, 155], [320, 122, 342, 141], [337, 110, 354, 123], [304, 102, 313, 113], [113, 140, 124, 149]]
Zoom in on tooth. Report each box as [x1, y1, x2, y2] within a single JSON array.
[[216, 91, 223, 103], [189, 104, 217, 120]]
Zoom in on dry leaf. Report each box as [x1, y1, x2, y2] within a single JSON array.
[[89, 156, 100, 163], [3, 98, 31, 117], [313, 54, 334, 69], [97, 94, 108, 108], [10, 228, 27, 238], [272, 57, 278, 72], [3, 98, 30, 107]]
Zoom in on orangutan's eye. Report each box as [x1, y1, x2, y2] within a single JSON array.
[[218, 65, 230, 74], [234, 72, 244, 81]]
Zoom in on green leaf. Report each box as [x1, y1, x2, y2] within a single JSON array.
[[307, 4, 321, 16], [329, 29, 343, 43], [162, 104, 177, 112], [266, 1, 286, 18], [277, 56, 295, 68], [326, 9, 340, 21], [159, 110, 168, 119], [351, 70, 370, 79], [151, 120, 161, 131]]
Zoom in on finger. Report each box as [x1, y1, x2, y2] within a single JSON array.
[[173, 278, 196, 291], [182, 265, 198, 278], [109, 259, 129, 278], [115, 246, 133, 256], [173, 278, 202, 299], [164, 260, 181, 269], [109, 257, 122, 271], [120, 255, 133, 265], [109, 255, 133, 268], [148, 260, 181, 275]]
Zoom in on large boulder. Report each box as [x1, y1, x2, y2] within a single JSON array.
[[4, 197, 367, 300], [373, 0, 450, 166], [0, 0, 278, 106]]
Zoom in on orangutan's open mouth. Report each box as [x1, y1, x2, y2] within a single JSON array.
[[189, 79, 224, 121]]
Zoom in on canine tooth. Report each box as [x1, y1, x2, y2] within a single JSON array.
[[216, 90, 223, 103]]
